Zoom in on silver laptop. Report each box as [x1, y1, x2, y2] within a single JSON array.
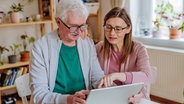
[[86, 82, 144, 104]]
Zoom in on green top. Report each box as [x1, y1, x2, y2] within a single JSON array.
[[53, 43, 86, 94]]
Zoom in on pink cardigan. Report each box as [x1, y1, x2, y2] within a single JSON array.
[[95, 41, 151, 99]]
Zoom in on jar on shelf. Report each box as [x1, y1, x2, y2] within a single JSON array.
[[0, 11, 5, 23]]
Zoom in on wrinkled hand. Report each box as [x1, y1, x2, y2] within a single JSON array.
[[128, 93, 143, 104], [68, 90, 89, 104]]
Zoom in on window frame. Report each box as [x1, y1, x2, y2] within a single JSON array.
[[130, 0, 184, 50]]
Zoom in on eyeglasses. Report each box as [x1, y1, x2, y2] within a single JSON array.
[[59, 18, 88, 33], [104, 24, 127, 33]]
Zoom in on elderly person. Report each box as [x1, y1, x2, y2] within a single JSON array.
[[96, 7, 152, 104], [29, 0, 104, 104]]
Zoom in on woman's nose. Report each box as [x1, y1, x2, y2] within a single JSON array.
[[110, 28, 116, 35]]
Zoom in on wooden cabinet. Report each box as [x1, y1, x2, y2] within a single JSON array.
[[85, 0, 101, 43], [38, 0, 56, 35], [0, 61, 29, 103], [0, 20, 54, 36]]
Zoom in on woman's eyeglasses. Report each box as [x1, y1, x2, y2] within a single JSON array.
[[104, 24, 127, 33], [59, 18, 88, 33]]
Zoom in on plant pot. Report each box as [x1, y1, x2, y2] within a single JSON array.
[[10, 12, 20, 23], [0, 54, 3, 65], [20, 51, 30, 62], [169, 28, 181, 39], [152, 30, 163, 38], [8, 55, 17, 64], [0, 11, 5, 23]]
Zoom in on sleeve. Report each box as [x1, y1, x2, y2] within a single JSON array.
[[29, 40, 68, 104], [88, 39, 105, 89], [131, 44, 151, 85], [95, 41, 105, 71], [125, 43, 152, 99]]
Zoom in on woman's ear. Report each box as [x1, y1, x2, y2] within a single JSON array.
[[125, 26, 132, 34]]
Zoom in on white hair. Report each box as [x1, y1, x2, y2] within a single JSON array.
[[56, 0, 89, 22]]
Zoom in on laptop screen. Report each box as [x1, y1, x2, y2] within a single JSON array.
[[86, 82, 144, 104]]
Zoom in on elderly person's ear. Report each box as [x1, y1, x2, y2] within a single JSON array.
[[55, 18, 61, 26]]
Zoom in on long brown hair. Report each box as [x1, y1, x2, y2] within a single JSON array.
[[102, 7, 134, 63]]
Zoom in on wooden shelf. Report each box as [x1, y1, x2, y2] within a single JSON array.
[[0, 61, 29, 70], [0, 20, 53, 27], [0, 1, 55, 102], [0, 85, 16, 91], [89, 14, 98, 17], [0, 61, 29, 103]]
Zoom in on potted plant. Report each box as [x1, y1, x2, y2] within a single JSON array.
[[0, 46, 9, 65], [164, 3, 184, 39], [8, 43, 21, 64], [20, 32, 35, 62], [169, 25, 183, 39], [155, 1, 184, 39], [152, 18, 164, 38], [179, 22, 184, 32], [8, 3, 24, 23], [153, 0, 168, 38]]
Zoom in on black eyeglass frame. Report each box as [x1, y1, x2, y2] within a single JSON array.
[[103, 25, 128, 33], [59, 18, 88, 33]]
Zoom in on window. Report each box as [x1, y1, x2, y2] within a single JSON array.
[[130, 0, 184, 49], [153, 0, 183, 38]]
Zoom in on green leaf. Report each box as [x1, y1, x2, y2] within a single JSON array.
[[181, 23, 184, 32], [0, 46, 9, 54], [20, 32, 36, 51], [9, 2, 24, 13], [9, 43, 21, 55], [29, 37, 35, 44]]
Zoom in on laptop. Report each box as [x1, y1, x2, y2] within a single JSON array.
[[86, 82, 144, 104]]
